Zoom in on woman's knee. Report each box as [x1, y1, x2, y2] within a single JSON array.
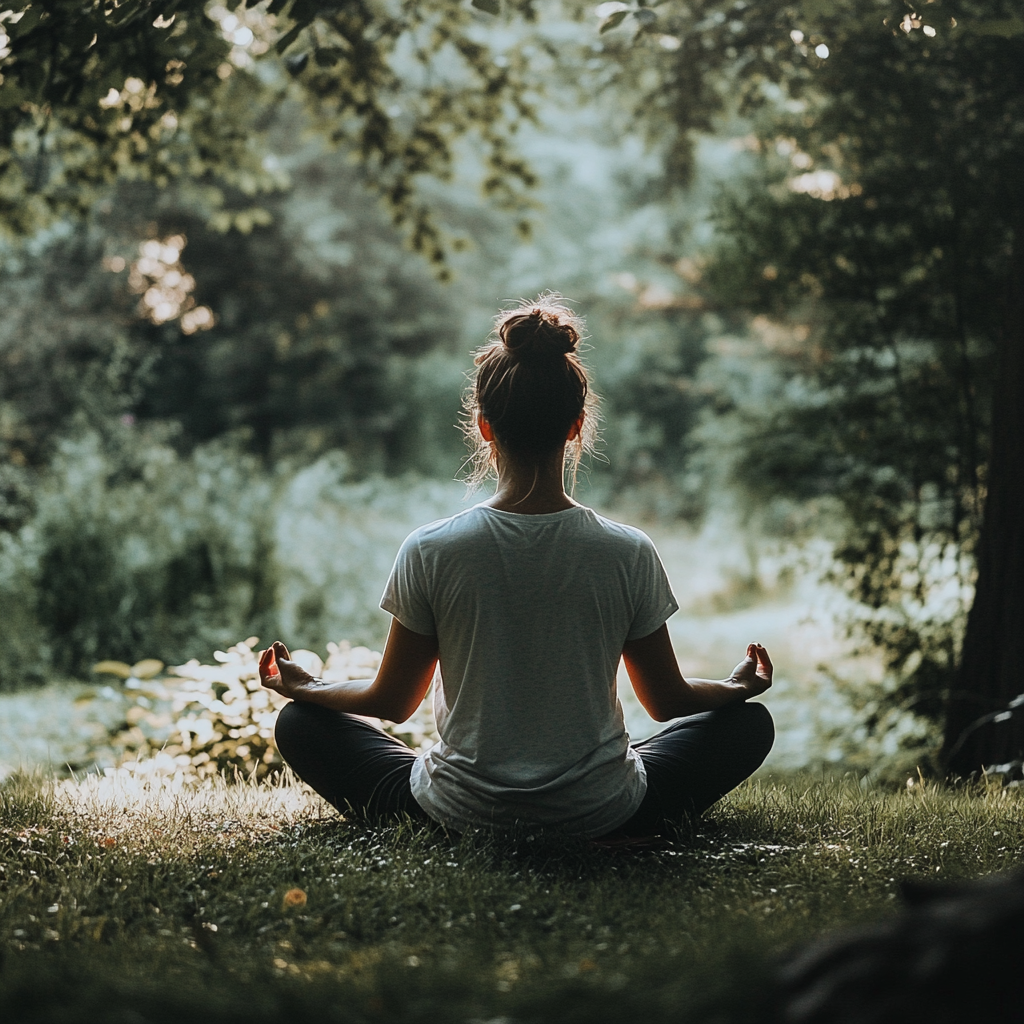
[[274, 700, 328, 761], [735, 700, 775, 761]]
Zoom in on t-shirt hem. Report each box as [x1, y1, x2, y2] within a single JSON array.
[[626, 599, 680, 641], [409, 756, 648, 839], [379, 597, 436, 636]]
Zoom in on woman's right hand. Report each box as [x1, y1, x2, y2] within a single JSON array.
[[258, 641, 322, 700], [729, 643, 773, 698]]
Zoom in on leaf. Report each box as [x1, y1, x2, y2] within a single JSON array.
[[313, 46, 343, 67], [635, 8, 656, 26], [289, 0, 322, 22], [284, 52, 309, 76], [0, 83, 25, 109], [600, 10, 629, 33], [472, 0, 501, 15], [93, 660, 133, 679], [267, 0, 292, 13], [275, 23, 304, 54], [131, 658, 165, 679], [6, 6, 43, 41]]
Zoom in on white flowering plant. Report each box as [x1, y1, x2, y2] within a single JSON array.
[[95, 638, 438, 781]]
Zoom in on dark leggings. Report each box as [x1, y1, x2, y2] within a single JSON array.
[[274, 701, 774, 838]]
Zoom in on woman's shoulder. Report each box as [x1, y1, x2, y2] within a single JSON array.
[[401, 504, 658, 558], [579, 508, 658, 550], [399, 504, 492, 550]]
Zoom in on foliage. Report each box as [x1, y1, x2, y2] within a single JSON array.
[[0, 428, 278, 685], [105, 158, 463, 464], [0, 0, 268, 233], [694, 0, 1021, 747], [2, 771, 1023, 1022], [0, 0, 540, 261], [0, 418, 465, 689], [90, 637, 437, 780], [0, 156, 472, 584]]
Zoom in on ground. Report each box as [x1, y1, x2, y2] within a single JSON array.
[[1, 770, 1020, 1023]]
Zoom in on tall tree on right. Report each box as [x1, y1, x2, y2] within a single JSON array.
[[608, 0, 1022, 773]]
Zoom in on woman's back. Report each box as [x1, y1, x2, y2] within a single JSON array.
[[382, 502, 678, 834]]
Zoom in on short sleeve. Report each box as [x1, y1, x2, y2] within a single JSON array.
[[380, 532, 437, 636], [626, 534, 679, 641]]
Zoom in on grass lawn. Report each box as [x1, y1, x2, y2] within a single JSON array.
[[1, 771, 1021, 1023]]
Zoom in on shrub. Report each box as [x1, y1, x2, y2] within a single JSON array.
[[0, 425, 466, 690], [92, 638, 438, 780], [0, 428, 277, 686]]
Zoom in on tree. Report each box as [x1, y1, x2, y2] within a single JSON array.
[[0, 0, 538, 263], [620, 0, 1021, 774]]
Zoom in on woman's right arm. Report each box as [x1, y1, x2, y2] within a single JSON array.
[[621, 624, 772, 721], [258, 618, 438, 723]]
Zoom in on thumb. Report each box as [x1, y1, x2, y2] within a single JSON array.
[[272, 640, 292, 662]]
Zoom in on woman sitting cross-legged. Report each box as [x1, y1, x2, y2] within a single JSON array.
[[260, 294, 774, 841]]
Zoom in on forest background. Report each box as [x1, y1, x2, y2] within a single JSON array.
[[0, 0, 1020, 782]]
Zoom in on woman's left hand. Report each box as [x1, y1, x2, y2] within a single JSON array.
[[258, 641, 322, 700], [729, 643, 773, 699]]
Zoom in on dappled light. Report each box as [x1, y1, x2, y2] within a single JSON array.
[[110, 234, 216, 333], [207, 2, 273, 72], [787, 169, 862, 200], [88, 635, 437, 784]]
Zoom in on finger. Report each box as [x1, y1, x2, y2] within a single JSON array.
[[258, 647, 280, 685], [756, 646, 773, 673], [746, 643, 755, 658], [272, 640, 292, 662]]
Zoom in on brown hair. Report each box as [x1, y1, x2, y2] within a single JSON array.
[[462, 293, 598, 490]]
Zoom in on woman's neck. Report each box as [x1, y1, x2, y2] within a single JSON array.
[[484, 449, 577, 514]]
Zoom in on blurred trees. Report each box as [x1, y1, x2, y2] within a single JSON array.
[[0, 136, 462, 508], [2, 0, 1020, 765]]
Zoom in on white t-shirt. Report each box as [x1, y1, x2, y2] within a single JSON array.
[[380, 502, 679, 836]]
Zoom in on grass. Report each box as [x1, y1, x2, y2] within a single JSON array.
[[1, 771, 1022, 1024]]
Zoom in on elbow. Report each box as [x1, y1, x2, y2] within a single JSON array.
[[647, 694, 700, 722], [649, 707, 684, 723], [645, 700, 682, 723], [375, 694, 422, 724]]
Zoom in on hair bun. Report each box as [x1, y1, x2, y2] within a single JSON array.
[[498, 306, 579, 361]]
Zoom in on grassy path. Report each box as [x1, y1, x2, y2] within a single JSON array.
[[2, 772, 1021, 1022]]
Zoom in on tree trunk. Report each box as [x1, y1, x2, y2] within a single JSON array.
[[943, 253, 1024, 777]]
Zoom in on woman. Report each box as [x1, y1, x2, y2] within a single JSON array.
[[260, 295, 773, 839]]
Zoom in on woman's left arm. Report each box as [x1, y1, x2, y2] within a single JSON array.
[[258, 618, 438, 723]]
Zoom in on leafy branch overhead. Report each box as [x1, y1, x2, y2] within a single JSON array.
[[2, 0, 1016, 257], [579, 0, 1023, 187], [0, 0, 538, 262]]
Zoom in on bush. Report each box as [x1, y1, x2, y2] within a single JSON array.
[[90, 638, 437, 780], [0, 423, 466, 690], [0, 428, 276, 687]]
